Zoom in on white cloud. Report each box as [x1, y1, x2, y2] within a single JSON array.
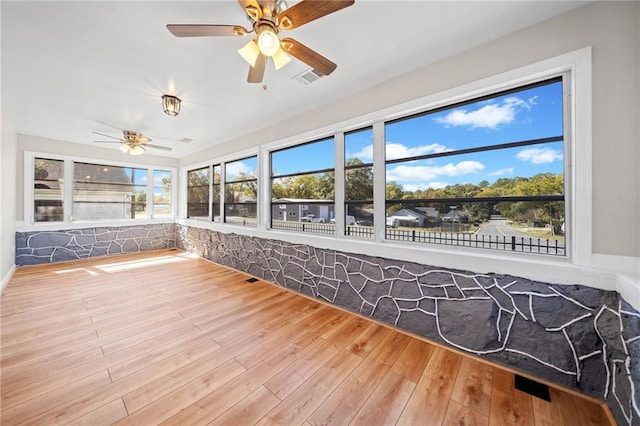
[[386, 142, 451, 160], [153, 172, 170, 185], [404, 182, 449, 192], [226, 161, 254, 177], [434, 96, 532, 129], [516, 147, 563, 164], [488, 167, 514, 176], [348, 142, 450, 162], [387, 160, 485, 182], [348, 144, 374, 162]]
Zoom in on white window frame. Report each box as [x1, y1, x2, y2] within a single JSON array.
[[223, 154, 259, 227], [22, 151, 177, 230], [185, 164, 212, 221], [380, 75, 569, 256], [268, 135, 337, 234]]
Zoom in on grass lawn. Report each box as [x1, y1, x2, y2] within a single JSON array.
[[508, 222, 565, 241]]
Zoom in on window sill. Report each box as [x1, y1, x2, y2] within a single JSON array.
[[16, 218, 176, 232]]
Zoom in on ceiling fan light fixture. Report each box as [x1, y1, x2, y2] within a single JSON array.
[[257, 26, 280, 57], [238, 39, 260, 67], [129, 145, 145, 156], [272, 47, 291, 70], [162, 94, 181, 116], [119, 144, 130, 154]]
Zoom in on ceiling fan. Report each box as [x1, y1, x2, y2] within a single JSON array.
[[93, 130, 172, 155], [166, 0, 355, 83]]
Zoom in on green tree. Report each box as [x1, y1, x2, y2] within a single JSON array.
[[385, 181, 405, 214], [345, 159, 373, 201], [225, 172, 257, 202]]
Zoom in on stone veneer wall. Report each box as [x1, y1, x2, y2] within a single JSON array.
[[177, 225, 640, 425], [15, 223, 175, 266]]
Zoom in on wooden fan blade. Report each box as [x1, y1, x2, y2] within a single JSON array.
[[281, 38, 337, 76], [145, 144, 172, 151], [92, 131, 123, 141], [278, 0, 354, 30], [167, 24, 249, 37], [248, 53, 267, 83]]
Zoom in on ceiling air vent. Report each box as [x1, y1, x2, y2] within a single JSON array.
[[293, 69, 324, 85]]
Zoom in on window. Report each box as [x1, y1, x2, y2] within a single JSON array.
[[270, 137, 335, 234], [34, 158, 64, 222], [187, 167, 210, 219], [224, 156, 257, 226], [181, 50, 587, 260], [27, 154, 176, 224], [73, 162, 147, 221], [212, 165, 221, 222], [345, 127, 374, 238], [153, 170, 172, 218], [384, 77, 565, 255]]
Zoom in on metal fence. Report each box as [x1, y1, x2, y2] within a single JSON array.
[[386, 229, 565, 256], [270, 221, 565, 256], [272, 221, 335, 235]]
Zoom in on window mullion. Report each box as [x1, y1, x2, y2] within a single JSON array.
[[372, 121, 386, 241], [64, 159, 74, 222], [208, 164, 213, 221], [147, 169, 153, 219], [335, 131, 345, 237], [260, 147, 271, 230], [220, 162, 226, 223]]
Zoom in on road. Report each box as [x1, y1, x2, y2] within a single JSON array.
[[473, 217, 565, 255], [475, 218, 529, 238]]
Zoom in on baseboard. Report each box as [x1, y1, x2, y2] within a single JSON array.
[[1, 264, 16, 295], [591, 253, 640, 311], [591, 253, 640, 276], [616, 273, 640, 311]]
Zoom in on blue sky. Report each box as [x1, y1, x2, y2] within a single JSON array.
[[119, 168, 172, 196], [262, 80, 564, 192]]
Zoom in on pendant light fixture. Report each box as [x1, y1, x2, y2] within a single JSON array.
[[162, 94, 181, 116]]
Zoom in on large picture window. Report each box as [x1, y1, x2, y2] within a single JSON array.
[[72, 162, 147, 221], [224, 156, 257, 226], [29, 156, 174, 224], [270, 137, 335, 234], [384, 77, 565, 255], [187, 167, 210, 219]]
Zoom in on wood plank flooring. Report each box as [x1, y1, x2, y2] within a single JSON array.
[[1, 249, 612, 425]]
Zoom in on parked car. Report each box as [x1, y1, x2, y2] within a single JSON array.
[[301, 214, 326, 223], [356, 219, 373, 226], [329, 215, 356, 225]]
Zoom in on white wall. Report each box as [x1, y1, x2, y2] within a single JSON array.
[[15, 134, 180, 224], [1, 113, 18, 291], [181, 2, 640, 260]]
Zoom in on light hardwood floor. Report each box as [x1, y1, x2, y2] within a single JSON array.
[[1, 249, 612, 425]]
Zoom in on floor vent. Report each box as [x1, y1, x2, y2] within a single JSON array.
[[515, 374, 551, 401], [293, 68, 324, 85], [246, 278, 259, 283]]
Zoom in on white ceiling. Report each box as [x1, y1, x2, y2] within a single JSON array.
[[2, 1, 589, 158]]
